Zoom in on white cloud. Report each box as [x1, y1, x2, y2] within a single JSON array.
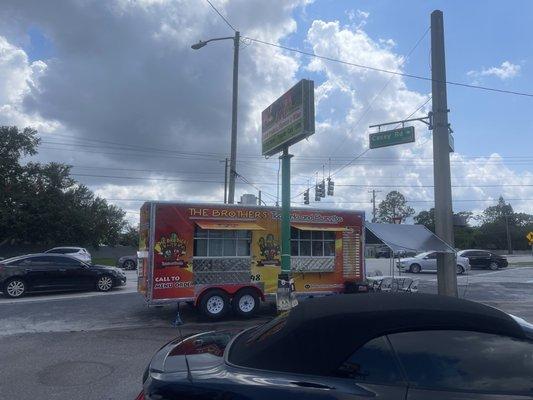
[[346, 9, 369, 29], [0, 36, 59, 132], [468, 60, 521, 80]]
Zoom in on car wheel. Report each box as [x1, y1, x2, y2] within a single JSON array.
[[375, 254, 380, 259], [410, 264, 421, 274], [96, 275, 114, 292], [199, 289, 230, 320], [233, 289, 260, 318], [4, 278, 26, 298], [123, 260, 136, 270], [456, 265, 465, 275], [489, 262, 499, 271]]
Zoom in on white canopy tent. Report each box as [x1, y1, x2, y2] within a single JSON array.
[[365, 222, 455, 277]]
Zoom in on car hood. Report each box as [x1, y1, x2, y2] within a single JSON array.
[[91, 264, 123, 273], [150, 330, 241, 375], [398, 257, 419, 263]]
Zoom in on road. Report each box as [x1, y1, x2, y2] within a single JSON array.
[[1, 264, 533, 400]]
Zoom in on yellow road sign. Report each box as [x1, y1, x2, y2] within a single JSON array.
[[527, 231, 533, 243]]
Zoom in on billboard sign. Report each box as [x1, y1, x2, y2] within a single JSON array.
[[369, 126, 415, 149], [262, 79, 315, 156]]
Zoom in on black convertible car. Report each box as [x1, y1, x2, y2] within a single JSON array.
[[136, 293, 533, 399]]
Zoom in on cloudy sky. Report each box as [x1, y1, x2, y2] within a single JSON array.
[[1, 0, 532, 223]]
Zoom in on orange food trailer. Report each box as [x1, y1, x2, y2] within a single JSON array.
[[137, 202, 365, 318]]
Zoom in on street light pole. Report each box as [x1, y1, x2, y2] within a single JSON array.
[[228, 31, 240, 204], [191, 31, 240, 204]]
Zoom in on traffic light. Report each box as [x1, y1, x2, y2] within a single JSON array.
[[327, 178, 334, 196], [314, 184, 321, 201], [319, 180, 326, 198], [303, 189, 310, 204]]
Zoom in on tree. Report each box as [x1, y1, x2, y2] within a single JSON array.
[[119, 224, 139, 247], [414, 208, 435, 231], [476, 196, 533, 251], [377, 191, 414, 223], [0, 125, 128, 247]]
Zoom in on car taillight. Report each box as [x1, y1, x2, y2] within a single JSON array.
[[134, 391, 145, 400]]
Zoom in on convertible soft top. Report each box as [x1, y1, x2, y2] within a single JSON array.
[[228, 293, 525, 376]]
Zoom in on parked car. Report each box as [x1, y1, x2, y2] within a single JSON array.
[[0, 254, 126, 298], [135, 293, 533, 400], [374, 246, 416, 258], [457, 249, 508, 270], [396, 251, 470, 274], [117, 255, 137, 270], [44, 246, 92, 263], [375, 245, 391, 258]]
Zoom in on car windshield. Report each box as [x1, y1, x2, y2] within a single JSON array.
[[414, 252, 432, 259]]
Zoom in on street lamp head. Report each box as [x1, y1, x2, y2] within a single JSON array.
[[191, 41, 207, 50]]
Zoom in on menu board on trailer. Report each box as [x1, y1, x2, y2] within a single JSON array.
[[151, 205, 195, 300]]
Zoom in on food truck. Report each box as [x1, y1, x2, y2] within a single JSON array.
[[138, 202, 365, 318]]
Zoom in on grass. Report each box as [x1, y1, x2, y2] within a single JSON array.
[[508, 261, 533, 267], [92, 257, 117, 266]]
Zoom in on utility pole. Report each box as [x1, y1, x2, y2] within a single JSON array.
[[369, 189, 381, 222], [505, 215, 513, 254], [223, 157, 228, 204], [431, 10, 457, 297], [227, 31, 240, 204]]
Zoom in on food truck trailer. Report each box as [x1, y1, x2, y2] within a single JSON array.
[[138, 202, 365, 318]]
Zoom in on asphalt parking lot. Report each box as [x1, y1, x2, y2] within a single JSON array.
[[1, 260, 532, 400]]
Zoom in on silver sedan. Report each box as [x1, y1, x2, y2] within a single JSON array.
[[397, 251, 470, 274]]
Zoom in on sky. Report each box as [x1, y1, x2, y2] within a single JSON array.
[[0, 0, 532, 224]]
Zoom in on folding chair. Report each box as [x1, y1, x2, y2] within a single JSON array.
[[379, 277, 393, 292], [399, 277, 413, 292], [407, 279, 419, 293]]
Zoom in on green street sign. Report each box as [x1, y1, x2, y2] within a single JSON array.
[[369, 126, 415, 149]]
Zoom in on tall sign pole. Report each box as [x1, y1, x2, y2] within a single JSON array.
[[431, 10, 457, 297], [261, 79, 315, 311], [280, 148, 293, 273]]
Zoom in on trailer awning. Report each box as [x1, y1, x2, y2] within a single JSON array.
[[365, 222, 455, 254], [195, 220, 265, 230], [291, 223, 346, 232]]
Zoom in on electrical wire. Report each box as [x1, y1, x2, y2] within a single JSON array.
[[68, 172, 533, 189], [243, 36, 533, 98], [205, 0, 237, 32], [328, 26, 431, 158]]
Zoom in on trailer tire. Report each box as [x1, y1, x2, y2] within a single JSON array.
[[199, 289, 230, 320], [232, 288, 260, 318]]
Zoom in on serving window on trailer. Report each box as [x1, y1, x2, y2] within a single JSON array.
[[138, 202, 365, 304]]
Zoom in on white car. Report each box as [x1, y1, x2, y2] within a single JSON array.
[[397, 251, 470, 274], [44, 247, 92, 263]]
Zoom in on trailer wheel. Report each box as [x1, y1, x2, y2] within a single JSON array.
[[199, 289, 230, 320], [233, 289, 260, 318]]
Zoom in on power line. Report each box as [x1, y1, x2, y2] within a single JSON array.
[[244, 36, 533, 98], [327, 96, 433, 178], [40, 136, 533, 162], [328, 26, 431, 158], [43, 146, 533, 167], [205, 0, 237, 32], [69, 172, 533, 188], [234, 171, 278, 200]]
